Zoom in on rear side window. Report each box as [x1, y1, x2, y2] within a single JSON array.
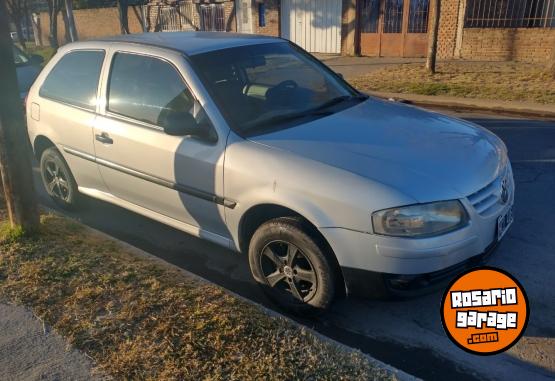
[[107, 53, 195, 128], [40, 50, 105, 110]]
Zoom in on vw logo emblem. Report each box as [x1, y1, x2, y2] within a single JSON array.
[[500, 178, 509, 204]]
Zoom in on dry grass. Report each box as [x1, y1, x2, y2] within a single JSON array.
[[0, 204, 394, 380], [350, 61, 555, 104]]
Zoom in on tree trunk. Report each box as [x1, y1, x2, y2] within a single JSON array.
[[549, 44, 555, 80], [0, 0, 40, 231], [63, 0, 78, 42], [426, 0, 441, 74], [117, 0, 130, 34], [14, 16, 26, 48], [32, 13, 42, 46], [47, 0, 59, 49]]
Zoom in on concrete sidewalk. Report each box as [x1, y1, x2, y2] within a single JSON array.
[[0, 303, 98, 381], [314, 54, 424, 78], [370, 91, 555, 119]]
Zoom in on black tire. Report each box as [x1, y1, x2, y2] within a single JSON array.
[[248, 217, 336, 314], [40, 147, 79, 209]]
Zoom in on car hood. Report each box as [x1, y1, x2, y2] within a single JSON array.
[[248, 98, 507, 203], [17, 64, 41, 98]]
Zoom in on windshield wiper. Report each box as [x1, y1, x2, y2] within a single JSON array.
[[242, 94, 367, 136], [313, 94, 368, 112], [245, 109, 333, 133]]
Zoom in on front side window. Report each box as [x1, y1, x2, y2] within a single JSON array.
[[40, 50, 105, 110], [190, 42, 361, 136], [107, 53, 196, 128]]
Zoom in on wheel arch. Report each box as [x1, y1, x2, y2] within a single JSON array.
[[33, 135, 56, 160], [238, 203, 346, 297]]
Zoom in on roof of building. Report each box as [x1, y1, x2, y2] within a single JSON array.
[[98, 32, 283, 55]]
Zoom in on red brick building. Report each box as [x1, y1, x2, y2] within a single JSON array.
[[245, 0, 555, 63], [40, 0, 555, 63]]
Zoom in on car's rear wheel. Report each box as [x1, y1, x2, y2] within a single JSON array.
[[248, 217, 336, 314], [40, 147, 79, 209]]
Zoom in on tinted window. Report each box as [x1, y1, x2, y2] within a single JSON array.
[[40, 50, 105, 110], [107, 53, 195, 128], [190, 42, 358, 135]]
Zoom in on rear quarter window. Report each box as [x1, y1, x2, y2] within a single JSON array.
[[39, 50, 105, 110]]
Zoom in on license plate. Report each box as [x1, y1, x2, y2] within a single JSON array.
[[497, 206, 514, 241]]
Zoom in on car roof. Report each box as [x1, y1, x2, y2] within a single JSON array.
[[95, 32, 283, 55]]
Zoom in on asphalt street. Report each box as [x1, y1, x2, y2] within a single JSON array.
[[33, 110, 555, 380]]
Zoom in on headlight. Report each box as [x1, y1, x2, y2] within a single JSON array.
[[372, 200, 469, 238]]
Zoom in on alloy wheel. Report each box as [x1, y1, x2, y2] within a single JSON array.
[[43, 159, 71, 202], [259, 240, 318, 302]]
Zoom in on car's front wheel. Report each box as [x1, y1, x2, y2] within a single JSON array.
[[40, 147, 79, 209], [248, 217, 336, 314]]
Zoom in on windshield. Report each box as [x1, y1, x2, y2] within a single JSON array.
[[189, 42, 362, 135], [13, 45, 30, 66]]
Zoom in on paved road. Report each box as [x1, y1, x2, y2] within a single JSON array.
[[33, 111, 555, 380]]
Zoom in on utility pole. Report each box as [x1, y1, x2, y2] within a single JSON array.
[[0, 0, 40, 231], [426, 0, 441, 74], [64, 0, 78, 42]]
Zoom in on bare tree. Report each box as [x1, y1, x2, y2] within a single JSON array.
[[117, 0, 130, 34], [0, 0, 40, 231], [6, 0, 29, 48], [426, 0, 441, 74], [46, 0, 63, 49], [63, 0, 78, 41]]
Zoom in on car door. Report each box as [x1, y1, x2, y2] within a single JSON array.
[[36, 49, 108, 194], [93, 50, 230, 240]]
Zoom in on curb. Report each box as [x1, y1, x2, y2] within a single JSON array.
[[49, 208, 418, 381], [367, 91, 555, 119]]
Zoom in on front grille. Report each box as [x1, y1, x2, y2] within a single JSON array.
[[467, 165, 512, 217]]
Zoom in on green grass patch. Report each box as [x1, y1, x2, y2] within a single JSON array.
[[350, 61, 555, 104], [0, 222, 25, 244], [21, 42, 56, 65], [0, 206, 395, 380]]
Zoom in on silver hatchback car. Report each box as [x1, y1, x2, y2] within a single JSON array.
[[27, 32, 514, 313]]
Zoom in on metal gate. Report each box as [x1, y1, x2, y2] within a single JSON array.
[[281, 0, 342, 54], [200, 4, 225, 31], [146, 3, 196, 32], [359, 0, 430, 57]]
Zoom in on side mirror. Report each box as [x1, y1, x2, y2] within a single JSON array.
[[163, 112, 199, 136], [336, 72, 344, 79], [29, 54, 44, 66]]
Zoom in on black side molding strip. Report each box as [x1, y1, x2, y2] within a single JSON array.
[[63, 147, 236, 209]]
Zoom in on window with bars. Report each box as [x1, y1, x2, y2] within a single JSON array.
[[465, 0, 555, 28], [383, 0, 404, 33], [408, 0, 430, 33], [360, 0, 380, 33], [200, 4, 226, 31]]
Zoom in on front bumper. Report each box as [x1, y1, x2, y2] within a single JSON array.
[[341, 239, 499, 298], [320, 165, 514, 296]]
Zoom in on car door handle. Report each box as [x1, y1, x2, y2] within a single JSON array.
[[95, 132, 113, 145]]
